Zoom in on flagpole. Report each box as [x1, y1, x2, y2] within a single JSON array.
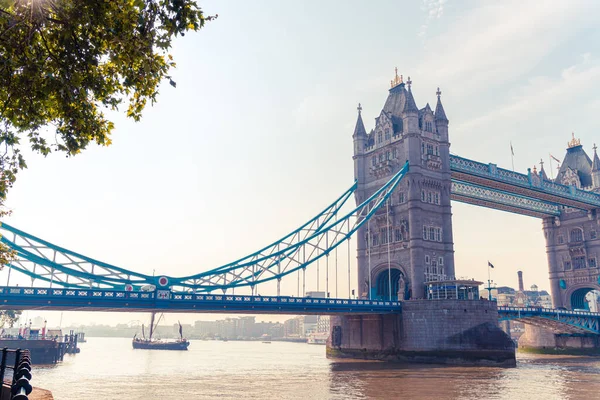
[[548, 154, 554, 180], [510, 142, 515, 171], [487, 261, 492, 301]]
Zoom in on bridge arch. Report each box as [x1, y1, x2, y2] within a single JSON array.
[[565, 283, 600, 310], [372, 264, 408, 301]]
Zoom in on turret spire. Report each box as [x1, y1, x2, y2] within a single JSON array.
[[434, 87, 448, 122], [353, 103, 367, 138], [592, 143, 600, 172], [403, 77, 418, 113]]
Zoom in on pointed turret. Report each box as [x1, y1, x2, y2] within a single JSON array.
[[434, 87, 448, 122], [434, 87, 449, 141], [353, 103, 367, 138], [592, 144, 600, 189], [539, 159, 549, 181], [403, 77, 418, 114]]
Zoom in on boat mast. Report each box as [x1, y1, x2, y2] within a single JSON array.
[[149, 312, 156, 340]]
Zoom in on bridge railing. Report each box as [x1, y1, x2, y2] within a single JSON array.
[[450, 155, 600, 207], [498, 306, 600, 317], [0, 287, 401, 311]]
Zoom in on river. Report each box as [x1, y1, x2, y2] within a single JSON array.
[[31, 338, 600, 399]]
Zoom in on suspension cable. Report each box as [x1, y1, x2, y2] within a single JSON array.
[[367, 214, 372, 300], [347, 218, 351, 299], [387, 199, 392, 301]]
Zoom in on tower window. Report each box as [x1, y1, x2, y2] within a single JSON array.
[[379, 154, 384, 163], [384, 129, 391, 141], [393, 148, 398, 158], [421, 190, 426, 201], [377, 132, 382, 143], [386, 151, 391, 160], [435, 146, 439, 156], [573, 256, 586, 269], [421, 142, 425, 154], [425, 255, 430, 264], [589, 258, 597, 268], [438, 257, 444, 266], [570, 228, 583, 243], [394, 228, 402, 242], [427, 144, 434, 155], [423, 226, 427, 240], [398, 192, 405, 204], [434, 193, 440, 205], [372, 157, 376, 167], [564, 261, 572, 270], [591, 230, 597, 240], [557, 235, 564, 244]]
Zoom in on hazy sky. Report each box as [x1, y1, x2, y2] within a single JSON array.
[[4, 0, 600, 327]]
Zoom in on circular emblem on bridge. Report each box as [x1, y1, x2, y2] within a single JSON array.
[[125, 284, 133, 292], [157, 276, 169, 287]]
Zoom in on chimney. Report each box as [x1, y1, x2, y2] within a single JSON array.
[[517, 271, 524, 292]]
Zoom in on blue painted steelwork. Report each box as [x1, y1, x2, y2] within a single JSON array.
[[450, 154, 600, 211], [0, 286, 401, 315], [498, 306, 600, 334], [451, 181, 561, 218], [0, 163, 409, 293]]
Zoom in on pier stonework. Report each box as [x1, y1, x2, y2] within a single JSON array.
[[328, 72, 515, 366], [519, 324, 600, 355], [327, 300, 515, 366]]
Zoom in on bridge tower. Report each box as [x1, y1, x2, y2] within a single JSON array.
[[353, 71, 455, 300], [543, 137, 600, 309]]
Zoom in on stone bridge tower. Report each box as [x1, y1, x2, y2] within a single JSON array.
[[542, 137, 600, 309], [353, 71, 455, 300]]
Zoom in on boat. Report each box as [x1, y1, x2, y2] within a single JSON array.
[[261, 334, 271, 343], [132, 313, 190, 351]]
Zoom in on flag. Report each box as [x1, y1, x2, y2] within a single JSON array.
[[510, 142, 514, 156], [550, 154, 561, 163], [488, 261, 495, 269]]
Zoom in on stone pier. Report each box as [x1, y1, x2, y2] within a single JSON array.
[[327, 300, 516, 367], [519, 324, 600, 355]]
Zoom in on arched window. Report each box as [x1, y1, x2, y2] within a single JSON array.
[[570, 228, 583, 243], [377, 132, 383, 143]]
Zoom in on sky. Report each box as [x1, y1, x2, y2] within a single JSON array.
[[4, 0, 600, 327]]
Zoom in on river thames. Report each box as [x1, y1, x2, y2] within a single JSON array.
[[32, 338, 600, 399]]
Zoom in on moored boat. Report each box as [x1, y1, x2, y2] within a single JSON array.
[[132, 313, 190, 351]]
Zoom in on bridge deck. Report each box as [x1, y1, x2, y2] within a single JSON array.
[[0, 287, 401, 315]]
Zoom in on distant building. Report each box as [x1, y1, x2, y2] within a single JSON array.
[[284, 317, 301, 337], [492, 272, 552, 308], [316, 316, 330, 334]]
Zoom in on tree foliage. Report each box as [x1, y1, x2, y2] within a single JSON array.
[[0, 0, 215, 200], [0, 309, 20, 328]]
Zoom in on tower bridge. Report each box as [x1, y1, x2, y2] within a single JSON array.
[[2, 70, 600, 362]]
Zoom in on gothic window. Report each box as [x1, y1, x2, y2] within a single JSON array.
[[380, 228, 388, 245], [372, 157, 376, 167], [425, 255, 430, 264], [394, 228, 402, 242], [434, 193, 440, 205], [435, 228, 442, 242], [557, 235, 564, 245], [398, 192, 405, 204], [377, 132, 382, 143], [423, 226, 427, 240], [393, 148, 398, 158], [372, 234, 379, 246], [589, 258, 597, 268], [431, 258, 438, 274], [427, 144, 434, 155], [564, 261, 572, 270], [435, 146, 439, 156], [438, 256, 444, 266], [573, 256, 586, 270], [591, 230, 597, 240], [384, 129, 391, 141], [427, 192, 432, 203], [429, 227, 435, 241], [379, 153, 384, 163], [421, 142, 425, 154], [386, 151, 391, 160], [570, 228, 583, 243], [421, 190, 426, 202]]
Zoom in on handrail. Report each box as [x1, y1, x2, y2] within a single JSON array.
[[0, 348, 32, 400]]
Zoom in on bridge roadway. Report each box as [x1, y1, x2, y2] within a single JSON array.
[[0, 286, 401, 315]]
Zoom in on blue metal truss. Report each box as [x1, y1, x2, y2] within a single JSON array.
[[0, 286, 402, 315], [0, 163, 409, 293], [498, 306, 600, 334], [450, 154, 600, 212], [451, 180, 561, 218]]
